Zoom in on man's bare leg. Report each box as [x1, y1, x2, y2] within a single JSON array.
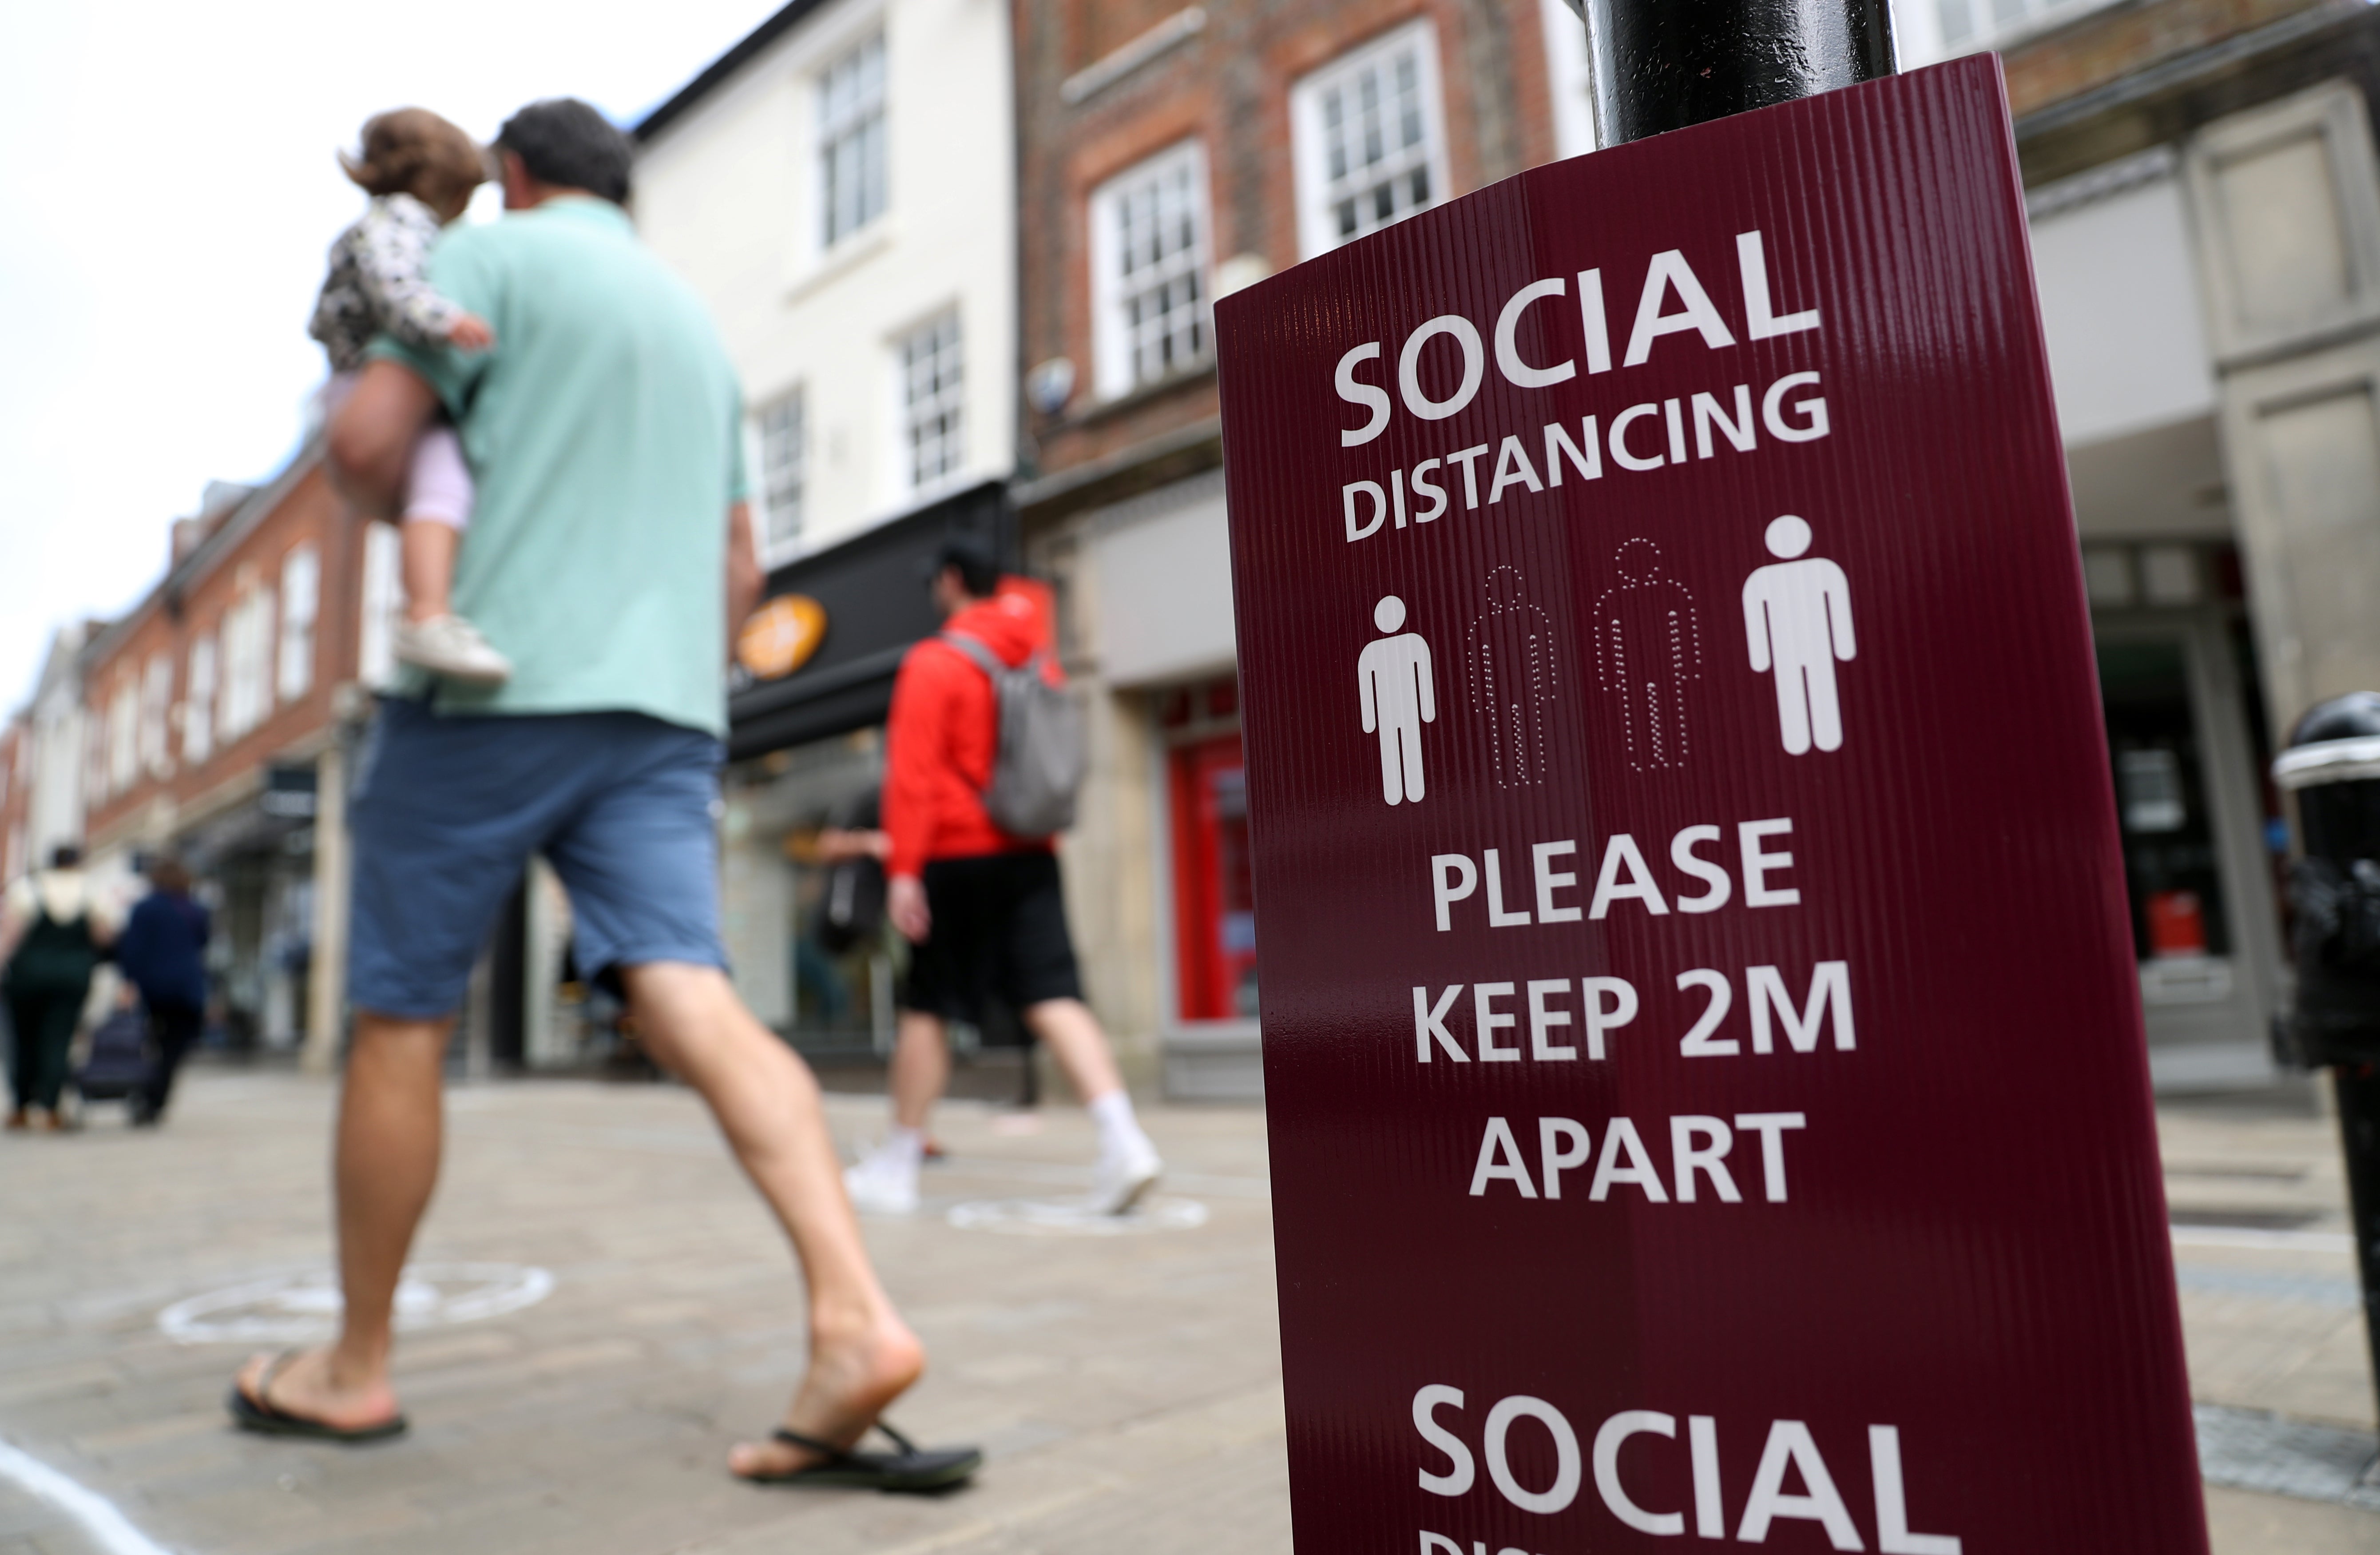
[[889, 1010, 948, 1131], [234, 1014, 449, 1428], [621, 962, 924, 1477]]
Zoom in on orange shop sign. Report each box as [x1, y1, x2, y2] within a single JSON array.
[[737, 595, 827, 680]]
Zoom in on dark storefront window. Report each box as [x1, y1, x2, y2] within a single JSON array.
[[722, 733, 896, 1059], [2098, 639, 2230, 961]]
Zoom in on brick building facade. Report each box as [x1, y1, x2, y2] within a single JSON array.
[[1004, 0, 2380, 1096], [1009, 0, 1592, 1095], [1922, 0, 2380, 1088], [73, 448, 398, 1062]]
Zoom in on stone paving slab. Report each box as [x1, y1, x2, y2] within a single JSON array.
[[0, 1069, 2373, 1551], [0, 1070, 1288, 1555]]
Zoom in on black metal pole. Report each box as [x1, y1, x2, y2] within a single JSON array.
[[2272, 693, 2380, 1430], [1581, 0, 1897, 147], [2334, 1067, 2380, 1409]]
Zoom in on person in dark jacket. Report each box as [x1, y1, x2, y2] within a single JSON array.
[[1, 845, 112, 1131], [115, 854, 211, 1125]]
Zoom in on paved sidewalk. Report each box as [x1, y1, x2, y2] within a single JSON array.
[[0, 1069, 2372, 1553], [2160, 1088, 2380, 1550]]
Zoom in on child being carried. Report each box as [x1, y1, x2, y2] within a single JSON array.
[[310, 107, 510, 685]]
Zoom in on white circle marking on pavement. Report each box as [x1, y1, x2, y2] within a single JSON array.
[[0, 1440, 174, 1555], [945, 1197, 1210, 1237], [157, 1263, 555, 1345]]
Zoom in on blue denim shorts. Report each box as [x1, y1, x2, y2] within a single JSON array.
[[347, 698, 727, 1020]]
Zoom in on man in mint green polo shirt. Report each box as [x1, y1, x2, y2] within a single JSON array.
[[228, 99, 976, 1495]]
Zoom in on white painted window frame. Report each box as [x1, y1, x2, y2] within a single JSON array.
[[221, 583, 276, 744], [278, 543, 320, 703], [183, 631, 217, 766], [894, 307, 966, 500], [1091, 139, 1214, 401], [358, 525, 402, 692], [756, 389, 809, 561], [139, 652, 174, 780], [1289, 18, 1453, 260], [818, 29, 889, 252], [106, 673, 138, 797], [1537, 0, 1595, 160]]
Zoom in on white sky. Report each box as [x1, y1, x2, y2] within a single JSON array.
[[0, 0, 791, 712]]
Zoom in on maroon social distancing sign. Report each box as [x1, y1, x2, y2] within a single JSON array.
[[1216, 56, 2205, 1552]]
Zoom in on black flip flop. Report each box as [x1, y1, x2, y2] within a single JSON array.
[[742, 1421, 982, 1492], [226, 1351, 409, 1444]]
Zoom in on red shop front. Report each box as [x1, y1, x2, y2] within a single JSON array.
[[1158, 675, 1261, 1094]]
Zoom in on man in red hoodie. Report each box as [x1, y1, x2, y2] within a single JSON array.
[[845, 541, 1163, 1216]]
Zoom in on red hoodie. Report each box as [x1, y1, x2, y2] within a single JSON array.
[[883, 582, 1059, 881]]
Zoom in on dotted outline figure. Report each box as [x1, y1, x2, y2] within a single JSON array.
[[1465, 566, 1560, 788], [1590, 539, 1702, 773], [1358, 595, 1435, 805], [1742, 514, 1856, 755]]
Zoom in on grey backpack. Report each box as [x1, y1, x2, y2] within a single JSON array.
[[942, 632, 1085, 838]]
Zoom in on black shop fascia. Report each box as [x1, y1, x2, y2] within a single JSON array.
[[728, 480, 1012, 758]]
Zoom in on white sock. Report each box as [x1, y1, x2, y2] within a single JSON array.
[[873, 1126, 924, 1170], [1088, 1091, 1144, 1156]]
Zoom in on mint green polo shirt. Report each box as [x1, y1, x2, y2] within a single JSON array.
[[370, 197, 746, 737]]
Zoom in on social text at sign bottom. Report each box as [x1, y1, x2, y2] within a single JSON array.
[[1414, 1389, 1960, 1550]]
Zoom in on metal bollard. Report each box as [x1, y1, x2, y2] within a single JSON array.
[[2273, 690, 2380, 1424]]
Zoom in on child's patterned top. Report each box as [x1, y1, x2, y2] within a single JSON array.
[[309, 193, 468, 374]]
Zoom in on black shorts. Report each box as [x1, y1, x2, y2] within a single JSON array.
[[901, 851, 1083, 1022]]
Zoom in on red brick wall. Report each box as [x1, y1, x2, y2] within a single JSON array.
[[1017, 0, 1560, 485], [82, 459, 366, 844], [2002, 0, 2332, 117]]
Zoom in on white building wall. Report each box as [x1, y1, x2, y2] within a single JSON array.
[[2027, 157, 2220, 447], [24, 627, 87, 866], [635, 0, 1017, 563], [1537, 0, 1595, 160]]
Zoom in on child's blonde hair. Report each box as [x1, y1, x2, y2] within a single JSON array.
[[340, 108, 488, 216]]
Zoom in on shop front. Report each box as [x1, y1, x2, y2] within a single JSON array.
[[719, 482, 1010, 1065], [176, 764, 321, 1052], [1028, 468, 1266, 1099], [2081, 539, 2288, 1088]]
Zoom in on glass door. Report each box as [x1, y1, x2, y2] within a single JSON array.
[[1169, 731, 1258, 1022], [2098, 639, 2235, 998], [2092, 615, 2285, 1086]]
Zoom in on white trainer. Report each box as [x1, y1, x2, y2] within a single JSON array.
[[1089, 1134, 1164, 1216], [844, 1152, 921, 1216], [394, 614, 512, 685]]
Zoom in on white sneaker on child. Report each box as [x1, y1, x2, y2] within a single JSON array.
[[844, 1149, 922, 1216], [1089, 1132, 1164, 1216], [394, 615, 512, 685]]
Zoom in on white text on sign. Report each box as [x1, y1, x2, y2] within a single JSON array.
[[1468, 1113, 1808, 1202], [1411, 1384, 1962, 1549], [1429, 820, 1800, 931], [1334, 231, 1832, 544], [1412, 962, 1853, 1063]]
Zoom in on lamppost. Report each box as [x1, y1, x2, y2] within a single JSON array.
[[1574, 0, 1897, 146], [2274, 691, 2380, 1425]]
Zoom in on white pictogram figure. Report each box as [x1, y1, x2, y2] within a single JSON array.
[[1359, 595, 1435, 805], [1591, 539, 1701, 773], [1742, 514, 1856, 755], [1466, 567, 1559, 787]]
